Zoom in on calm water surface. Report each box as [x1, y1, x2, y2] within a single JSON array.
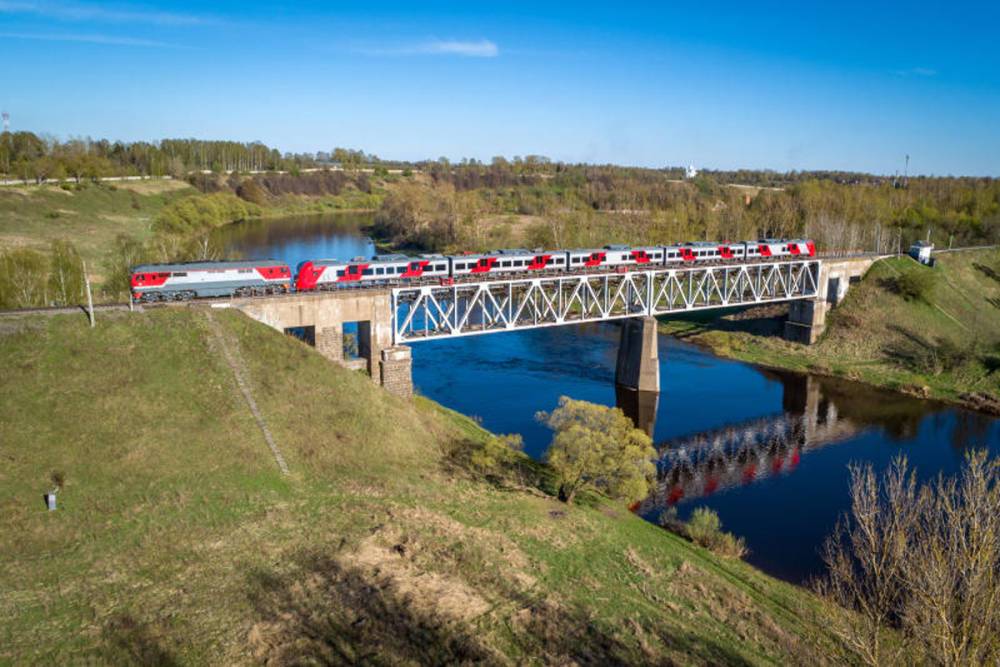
[[218, 216, 1000, 584]]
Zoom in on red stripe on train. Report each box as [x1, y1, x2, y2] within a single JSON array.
[[470, 257, 497, 273], [295, 261, 325, 290], [131, 271, 169, 288], [528, 254, 552, 270], [255, 265, 291, 280], [338, 264, 368, 281], [401, 261, 429, 278]]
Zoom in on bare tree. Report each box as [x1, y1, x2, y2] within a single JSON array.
[[817, 452, 1000, 666], [816, 457, 918, 665], [901, 451, 1000, 666]]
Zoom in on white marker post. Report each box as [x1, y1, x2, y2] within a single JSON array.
[[82, 260, 95, 328]]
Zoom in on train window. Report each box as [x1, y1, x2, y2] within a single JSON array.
[[501, 261, 510, 267], [572, 257, 580, 264], [375, 268, 384, 275], [435, 264, 445, 271], [362, 268, 374, 276], [172, 272, 186, 277], [336, 270, 345, 277]]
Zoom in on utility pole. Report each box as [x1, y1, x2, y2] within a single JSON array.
[[82, 260, 95, 328]]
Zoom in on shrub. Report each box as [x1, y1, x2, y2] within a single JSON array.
[[684, 507, 748, 559], [442, 433, 534, 488], [235, 179, 269, 206], [153, 193, 260, 235], [893, 269, 937, 302]]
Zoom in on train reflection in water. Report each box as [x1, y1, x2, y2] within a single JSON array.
[[636, 371, 941, 512]]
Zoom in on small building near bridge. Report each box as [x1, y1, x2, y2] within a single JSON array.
[[909, 240, 934, 266]]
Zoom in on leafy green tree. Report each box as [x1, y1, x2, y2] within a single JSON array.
[[537, 396, 656, 504]]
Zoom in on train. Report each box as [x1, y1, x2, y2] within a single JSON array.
[[130, 238, 815, 302]]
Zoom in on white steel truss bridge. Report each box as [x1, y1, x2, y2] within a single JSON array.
[[391, 259, 821, 343]]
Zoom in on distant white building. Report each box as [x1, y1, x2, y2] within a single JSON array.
[[909, 240, 934, 265], [685, 164, 698, 179]]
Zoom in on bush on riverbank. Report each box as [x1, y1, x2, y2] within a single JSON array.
[[659, 507, 749, 560], [685, 508, 749, 559], [153, 192, 261, 235]]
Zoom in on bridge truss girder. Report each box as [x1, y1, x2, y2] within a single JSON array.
[[391, 259, 820, 343]]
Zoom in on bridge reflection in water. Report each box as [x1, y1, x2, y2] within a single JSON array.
[[633, 370, 939, 514]]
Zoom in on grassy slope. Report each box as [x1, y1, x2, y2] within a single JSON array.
[[661, 249, 1000, 405], [0, 180, 196, 266], [1, 309, 846, 665]]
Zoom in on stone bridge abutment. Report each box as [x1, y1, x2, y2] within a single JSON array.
[[228, 289, 414, 398], [784, 256, 882, 344]]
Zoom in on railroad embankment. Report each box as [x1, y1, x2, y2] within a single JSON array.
[[1, 307, 850, 664], [660, 249, 1000, 413]]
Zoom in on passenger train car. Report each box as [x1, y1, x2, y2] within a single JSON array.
[[130, 260, 291, 301], [295, 254, 450, 291], [130, 239, 815, 300]]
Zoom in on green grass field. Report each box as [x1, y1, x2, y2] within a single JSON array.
[[1, 308, 850, 664], [0, 180, 197, 267], [660, 249, 1000, 407]]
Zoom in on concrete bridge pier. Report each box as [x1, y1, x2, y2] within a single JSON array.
[[615, 316, 660, 394], [784, 299, 828, 345]]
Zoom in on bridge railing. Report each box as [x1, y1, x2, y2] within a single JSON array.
[[391, 259, 820, 342]]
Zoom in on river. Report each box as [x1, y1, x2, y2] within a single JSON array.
[[215, 213, 1000, 584]]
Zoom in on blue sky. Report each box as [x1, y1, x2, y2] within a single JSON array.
[[1, 1, 998, 175]]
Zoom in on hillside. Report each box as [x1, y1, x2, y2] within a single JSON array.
[[0, 179, 196, 267], [1, 307, 849, 664], [662, 248, 1000, 409]]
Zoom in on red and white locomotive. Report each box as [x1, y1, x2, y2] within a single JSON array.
[[131, 238, 815, 300], [130, 260, 291, 301]]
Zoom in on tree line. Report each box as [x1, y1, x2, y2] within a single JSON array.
[[0, 132, 366, 182], [373, 171, 999, 255]]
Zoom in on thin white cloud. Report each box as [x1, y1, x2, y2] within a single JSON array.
[[358, 38, 500, 58], [0, 1, 207, 26], [417, 39, 498, 58], [0, 30, 176, 46]]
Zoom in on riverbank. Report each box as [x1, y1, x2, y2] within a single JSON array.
[[658, 249, 1000, 415], [1, 307, 854, 664]]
